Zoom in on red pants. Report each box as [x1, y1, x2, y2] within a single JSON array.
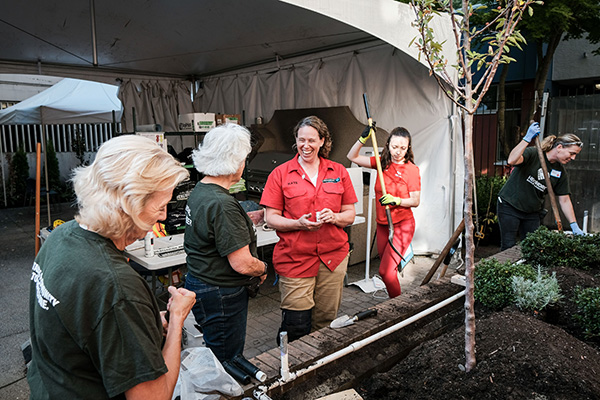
[[376, 218, 415, 298]]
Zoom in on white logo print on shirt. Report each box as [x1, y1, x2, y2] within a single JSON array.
[[537, 168, 544, 181], [31, 262, 60, 310]]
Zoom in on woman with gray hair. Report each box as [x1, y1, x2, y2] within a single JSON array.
[[184, 123, 268, 364], [28, 135, 196, 400], [498, 122, 584, 250]]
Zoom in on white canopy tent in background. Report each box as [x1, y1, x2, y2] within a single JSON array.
[[0, 78, 122, 125], [0, 78, 123, 219], [193, 1, 464, 256]]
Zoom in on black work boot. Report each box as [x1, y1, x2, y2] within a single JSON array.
[[276, 308, 312, 345]]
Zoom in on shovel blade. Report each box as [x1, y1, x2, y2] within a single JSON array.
[[330, 315, 352, 329]]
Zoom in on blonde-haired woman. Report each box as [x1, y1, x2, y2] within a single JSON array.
[[498, 122, 584, 250], [184, 123, 268, 363], [29, 135, 196, 400]]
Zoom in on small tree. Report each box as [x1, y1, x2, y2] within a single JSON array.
[[522, 0, 600, 120], [46, 139, 61, 190], [474, 0, 600, 150], [72, 129, 89, 167], [410, 0, 537, 371], [7, 145, 30, 206]]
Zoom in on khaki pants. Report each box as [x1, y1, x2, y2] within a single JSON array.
[[279, 254, 349, 330]]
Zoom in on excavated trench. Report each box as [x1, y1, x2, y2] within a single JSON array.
[[241, 276, 466, 400]]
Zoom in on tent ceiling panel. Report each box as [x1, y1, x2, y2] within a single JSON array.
[[0, 0, 375, 78]]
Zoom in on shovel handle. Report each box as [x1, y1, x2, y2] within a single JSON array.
[[355, 309, 378, 321]]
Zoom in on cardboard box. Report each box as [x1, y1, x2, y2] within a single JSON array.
[[215, 113, 241, 126], [178, 113, 216, 132]]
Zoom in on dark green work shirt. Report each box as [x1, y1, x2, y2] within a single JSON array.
[[184, 182, 258, 287], [28, 220, 166, 399], [498, 147, 570, 213]]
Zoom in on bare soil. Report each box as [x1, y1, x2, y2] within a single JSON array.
[[356, 249, 600, 400]]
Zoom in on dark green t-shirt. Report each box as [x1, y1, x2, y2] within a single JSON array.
[[184, 182, 258, 287], [498, 147, 570, 213], [28, 220, 167, 400]]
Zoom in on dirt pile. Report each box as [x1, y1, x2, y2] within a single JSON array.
[[357, 264, 600, 400]]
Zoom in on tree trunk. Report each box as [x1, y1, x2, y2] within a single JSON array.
[[497, 64, 511, 159], [463, 111, 477, 372], [527, 33, 563, 123]]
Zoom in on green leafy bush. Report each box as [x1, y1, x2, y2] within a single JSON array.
[[520, 226, 600, 270], [7, 145, 30, 206], [512, 268, 562, 312], [474, 258, 536, 310], [572, 286, 600, 339], [46, 139, 61, 190]]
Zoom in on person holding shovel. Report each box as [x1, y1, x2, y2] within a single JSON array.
[[261, 115, 357, 343], [347, 125, 421, 298], [497, 122, 584, 250]]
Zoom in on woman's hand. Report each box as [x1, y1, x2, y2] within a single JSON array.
[[316, 208, 337, 225], [163, 286, 196, 335], [298, 213, 323, 231]]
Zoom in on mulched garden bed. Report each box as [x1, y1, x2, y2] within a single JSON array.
[[357, 252, 600, 400]]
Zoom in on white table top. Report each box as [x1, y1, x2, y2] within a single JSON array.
[[124, 215, 364, 271], [125, 227, 281, 270], [125, 234, 186, 270]]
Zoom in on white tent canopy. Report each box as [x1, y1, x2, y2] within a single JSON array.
[[0, 78, 122, 125], [0, 0, 464, 255]]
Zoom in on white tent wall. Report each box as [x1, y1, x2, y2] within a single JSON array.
[[118, 79, 194, 133], [194, 42, 464, 254]]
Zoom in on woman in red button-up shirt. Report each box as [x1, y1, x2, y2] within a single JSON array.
[[261, 116, 357, 343]]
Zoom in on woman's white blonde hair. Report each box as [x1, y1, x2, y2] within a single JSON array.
[[192, 123, 251, 176], [72, 135, 189, 239]]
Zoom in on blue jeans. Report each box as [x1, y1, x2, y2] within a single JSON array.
[[497, 198, 541, 251], [184, 274, 249, 362]]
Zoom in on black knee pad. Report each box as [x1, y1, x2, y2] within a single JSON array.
[[277, 309, 312, 345]]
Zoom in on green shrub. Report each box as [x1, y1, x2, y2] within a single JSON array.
[[520, 226, 600, 270], [46, 139, 61, 190], [474, 258, 536, 310], [512, 268, 562, 312], [572, 286, 600, 339], [72, 129, 89, 167], [7, 145, 30, 206]]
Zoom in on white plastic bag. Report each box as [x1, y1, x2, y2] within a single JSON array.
[[173, 347, 243, 400]]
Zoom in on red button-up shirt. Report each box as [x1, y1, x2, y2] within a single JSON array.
[[370, 157, 421, 225], [260, 156, 358, 278]]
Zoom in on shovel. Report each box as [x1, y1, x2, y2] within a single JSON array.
[[330, 309, 378, 329]]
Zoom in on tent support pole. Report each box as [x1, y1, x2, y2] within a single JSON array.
[[35, 143, 41, 255], [112, 110, 117, 137], [42, 123, 51, 227], [90, 0, 99, 66], [0, 126, 6, 207]]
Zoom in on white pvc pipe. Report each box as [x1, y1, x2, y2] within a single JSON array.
[[279, 332, 290, 382], [256, 289, 466, 398]]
